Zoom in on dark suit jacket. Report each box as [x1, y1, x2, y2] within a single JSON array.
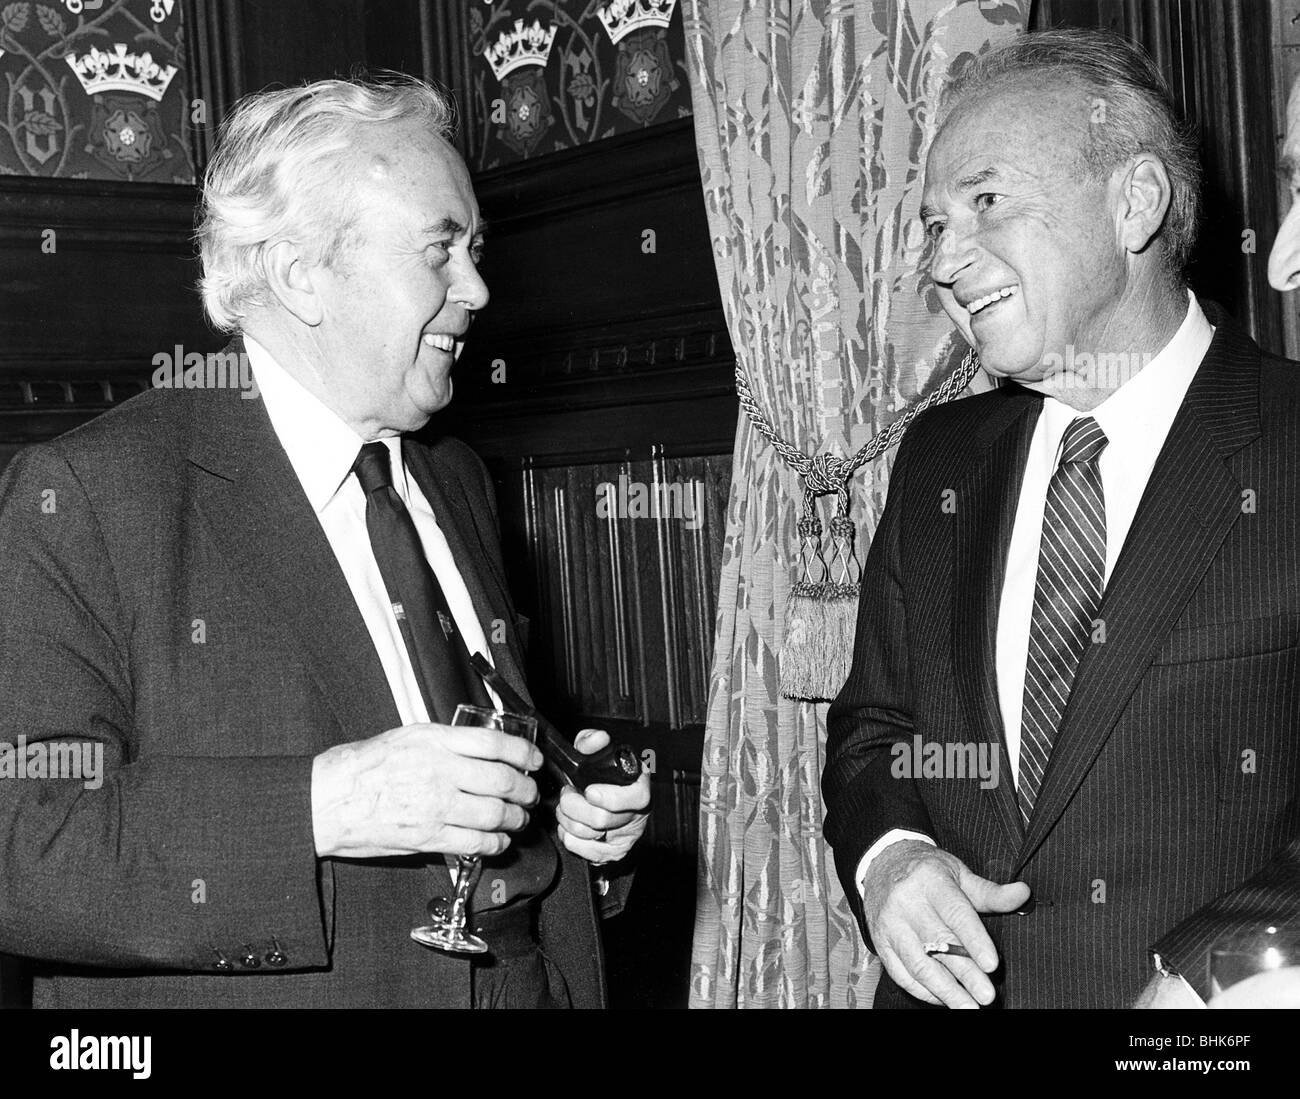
[[0, 355, 609, 1008], [823, 302, 1300, 1008]]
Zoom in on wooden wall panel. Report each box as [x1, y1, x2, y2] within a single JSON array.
[[0, 179, 211, 366], [509, 452, 729, 729], [449, 120, 726, 346], [237, 0, 368, 93], [0, 141, 215, 470]]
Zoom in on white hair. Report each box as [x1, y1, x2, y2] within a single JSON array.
[[197, 75, 456, 332]]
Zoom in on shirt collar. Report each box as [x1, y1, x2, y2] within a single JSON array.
[[1039, 291, 1213, 460], [243, 334, 404, 513]]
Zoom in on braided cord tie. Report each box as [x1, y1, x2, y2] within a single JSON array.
[[740, 345, 982, 701], [735, 346, 981, 499]]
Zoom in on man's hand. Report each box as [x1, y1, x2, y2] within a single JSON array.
[[555, 729, 650, 864], [864, 839, 1031, 1008], [310, 723, 542, 858], [1134, 972, 1205, 1008]]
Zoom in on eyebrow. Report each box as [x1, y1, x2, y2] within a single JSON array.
[[955, 166, 1000, 191], [421, 217, 489, 240], [1279, 154, 1299, 180], [919, 166, 1003, 221]]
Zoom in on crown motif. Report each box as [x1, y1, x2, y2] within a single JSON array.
[[597, 0, 677, 45], [65, 44, 178, 103], [484, 18, 557, 82]]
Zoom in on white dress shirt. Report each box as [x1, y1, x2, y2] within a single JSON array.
[[243, 334, 498, 727], [857, 294, 1214, 887]]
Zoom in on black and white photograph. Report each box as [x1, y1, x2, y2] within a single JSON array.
[[0, 0, 1297, 1082]]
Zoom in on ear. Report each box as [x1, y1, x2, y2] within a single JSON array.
[[1115, 154, 1173, 256], [262, 239, 325, 327]]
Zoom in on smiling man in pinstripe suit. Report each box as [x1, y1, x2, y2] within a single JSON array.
[[823, 28, 1300, 1009]]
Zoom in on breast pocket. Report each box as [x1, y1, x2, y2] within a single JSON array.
[[1149, 613, 1297, 667]]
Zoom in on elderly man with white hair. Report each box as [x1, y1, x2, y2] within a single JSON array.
[[0, 75, 648, 1009]]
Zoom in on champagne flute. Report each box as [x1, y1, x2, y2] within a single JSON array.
[[410, 704, 537, 954]]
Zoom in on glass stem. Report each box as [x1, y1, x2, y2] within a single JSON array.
[[448, 856, 478, 930]]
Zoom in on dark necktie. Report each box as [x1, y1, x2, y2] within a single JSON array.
[[353, 443, 557, 915], [352, 442, 491, 723], [1018, 416, 1108, 821]]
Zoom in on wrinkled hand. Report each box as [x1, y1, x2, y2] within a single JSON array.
[[555, 729, 650, 865], [310, 722, 542, 859], [864, 839, 1031, 1009], [1134, 971, 1204, 1008]]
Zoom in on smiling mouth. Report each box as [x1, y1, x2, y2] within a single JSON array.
[[421, 332, 458, 353], [966, 285, 1018, 316]]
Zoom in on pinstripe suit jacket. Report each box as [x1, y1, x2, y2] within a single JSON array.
[[824, 301, 1300, 1008], [0, 363, 609, 1008]]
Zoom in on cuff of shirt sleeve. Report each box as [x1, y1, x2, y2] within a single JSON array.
[[856, 830, 936, 900]]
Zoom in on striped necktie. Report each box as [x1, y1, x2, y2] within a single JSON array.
[[1018, 416, 1108, 821]]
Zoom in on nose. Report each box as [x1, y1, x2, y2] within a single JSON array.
[[1269, 201, 1300, 292], [929, 222, 979, 288], [454, 253, 490, 313]]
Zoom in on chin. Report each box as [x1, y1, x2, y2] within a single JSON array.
[[403, 368, 454, 414], [969, 334, 1044, 380], [430, 380, 454, 413], [976, 351, 1021, 377], [413, 387, 454, 422]]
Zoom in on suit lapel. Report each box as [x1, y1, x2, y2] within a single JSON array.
[[188, 344, 456, 896], [402, 439, 532, 704], [187, 349, 544, 900], [1015, 316, 1262, 869], [188, 343, 403, 745], [952, 388, 1043, 850]]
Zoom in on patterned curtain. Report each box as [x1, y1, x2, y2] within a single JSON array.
[[684, 0, 1028, 1009]]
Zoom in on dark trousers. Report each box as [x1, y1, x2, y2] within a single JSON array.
[[469, 904, 568, 1009]]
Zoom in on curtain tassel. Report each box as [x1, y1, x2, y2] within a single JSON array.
[[780, 490, 862, 702], [740, 349, 979, 702]]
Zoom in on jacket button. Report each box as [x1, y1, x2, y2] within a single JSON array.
[[265, 937, 287, 967], [239, 944, 260, 968], [594, 876, 610, 898], [986, 858, 1012, 881], [427, 896, 450, 921], [211, 949, 233, 972]]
